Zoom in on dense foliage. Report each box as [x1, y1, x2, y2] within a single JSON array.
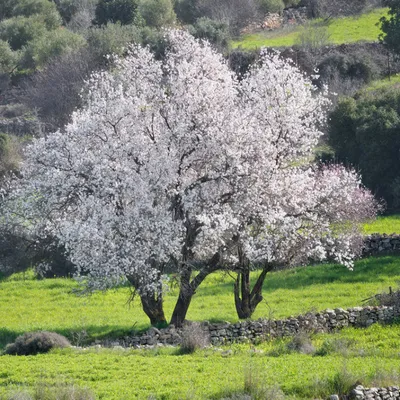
[[93, 0, 139, 26], [380, 0, 400, 56], [328, 87, 400, 209]]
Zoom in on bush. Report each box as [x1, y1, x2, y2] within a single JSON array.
[[228, 49, 259, 78], [328, 87, 400, 209], [295, 22, 331, 51], [286, 332, 315, 354], [4, 331, 71, 355], [11, 0, 62, 29], [379, 0, 400, 57], [86, 23, 141, 63], [174, 0, 200, 24], [258, 0, 285, 14], [138, 0, 176, 28], [195, 0, 261, 34], [0, 40, 20, 74], [19, 48, 93, 130], [0, 15, 47, 51], [179, 322, 210, 354], [20, 28, 86, 71], [94, 0, 139, 26], [188, 17, 230, 50], [301, 0, 368, 18]]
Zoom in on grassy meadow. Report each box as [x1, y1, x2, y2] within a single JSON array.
[[363, 214, 400, 235], [232, 8, 388, 49], [1, 216, 400, 399]]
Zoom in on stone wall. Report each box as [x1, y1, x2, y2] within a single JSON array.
[[363, 234, 400, 256], [107, 304, 400, 347], [347, 385, 400, 400]]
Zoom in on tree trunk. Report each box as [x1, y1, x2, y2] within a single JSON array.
[[140, 291, 167, 326], [170, 252, 220, 327], [170, 270, 193, 327], [234, 261, 273, 319], [127, 274, 167, 326]]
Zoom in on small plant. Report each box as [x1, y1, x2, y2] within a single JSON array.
[[315, 337, 355, 357], [179, 322, 210, 354], [286, 332, 315, 355], [308, 364, 360, 399], [5, 331, 71, 355]]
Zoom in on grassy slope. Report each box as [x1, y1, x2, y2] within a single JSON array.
[[232, 8, 387, 49]]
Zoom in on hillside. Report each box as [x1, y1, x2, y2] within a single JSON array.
[[232, 8, 388, 49]]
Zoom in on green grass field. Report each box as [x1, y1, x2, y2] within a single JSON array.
[[232, 8, 388, 49], [364, 214, 400, 235], [1, 254, 400, 351], [1, 216, 400, 399]]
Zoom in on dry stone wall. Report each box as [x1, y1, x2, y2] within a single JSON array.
[[348, 385, 400, 399], [363, 234, 400, 256], [108, 304, 400, 347]]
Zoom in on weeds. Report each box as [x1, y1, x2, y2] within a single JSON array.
[[0, 383, 95, 400], [178, 322, 210, 354]]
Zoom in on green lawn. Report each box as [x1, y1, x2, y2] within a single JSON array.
[[1, 255, 400, 350], [363, 214, 400, 235], [232, 8, 388, 49]]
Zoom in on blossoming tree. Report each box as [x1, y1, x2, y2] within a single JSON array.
[[14, 30, 377, 326]]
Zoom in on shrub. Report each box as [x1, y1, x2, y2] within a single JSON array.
[[196, 0, 261, 34], [258, 0, 285, 14], [86, 23, 141, 63], [4, 331, 71, 355], [301, 0, 368, 18], [286, 332, 315, 354], [138, 0, 176, 28], [20, 28, 86, 71], [11, 0, 62, 29], [228, 49, 259, 78], [188, 17, 230, 50], [295, 22, 331, 51], [0, 40, 20, 74], [379, 0, 400, 57], [0, 15, 47, 51], [19, 48, 93, 130], [179, 322, 210, 354], [93, 0, 139, 26], [174, 0, 200, 24], [328, 87, 400, 209]]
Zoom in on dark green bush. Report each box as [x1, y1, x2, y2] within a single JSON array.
[[174, 0, 200, 24], [138, 0, 176, 28], [380, 0, 400, 57], [188, 17, 230, 50], [0, 15, 47, 51], [328, 87, 400, 209], [20, 28, 85, 71], [94, 0, 139, 26], [5, 331, 71, 355]]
